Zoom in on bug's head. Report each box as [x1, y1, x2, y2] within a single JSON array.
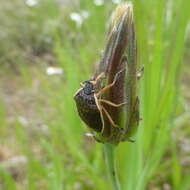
[[82, 73, 105, 95], [82, 80, 95, 95]]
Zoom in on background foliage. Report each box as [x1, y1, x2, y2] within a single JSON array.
[[0, 0, 190, 189]]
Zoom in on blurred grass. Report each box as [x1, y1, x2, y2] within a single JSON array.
[[0, 0, 190, 190]]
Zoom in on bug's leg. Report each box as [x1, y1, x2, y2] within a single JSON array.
[[91, 72, 105, 85], [137, 67, 144, 80], [96, 83, 114, 97], [94, 94, 106, 134], [73, 88, 82, 97], [96, 68, 126, 97], [96, 55, 127, 97], [73, 81, 86, 98], [102, 106, 118, 128], [80, 82, 85, 87], [99, 99, 126, 107], [95, 94, 119, 133]]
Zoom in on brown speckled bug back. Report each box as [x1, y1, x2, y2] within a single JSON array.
[[74, 81, 102, 132]]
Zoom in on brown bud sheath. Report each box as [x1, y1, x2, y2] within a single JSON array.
[[74, 3, 140, 144]]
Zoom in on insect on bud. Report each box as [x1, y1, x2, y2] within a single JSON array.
[[74, 3, 141, 144]]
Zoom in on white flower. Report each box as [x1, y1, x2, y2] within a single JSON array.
[[93, 0, 104, 6], [70, 10, 90, 28], [25, 0, 38, 7], [112, 0, 121, 4], [46, 67, 63, 76], [70, 12, 83, 27]]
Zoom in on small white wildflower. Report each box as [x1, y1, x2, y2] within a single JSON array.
[[25, 0, 38, 7], [81, 10, 90, 19], [46, 67, 63, 76], [70, 12, 82, 27], [70, 10, 90, 28], [93, 0, 104, 6], [112, 0, 121, 4]]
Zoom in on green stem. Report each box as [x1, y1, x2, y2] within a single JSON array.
[[104, 143, 121, 190]]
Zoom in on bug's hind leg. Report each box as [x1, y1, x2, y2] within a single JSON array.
[[101, 107, 118, 128], [94, 94, 119, 134], [99, 99, 126, 107], [94, 94, 106, 134]]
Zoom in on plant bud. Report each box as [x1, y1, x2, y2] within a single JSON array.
[[74, 3, 140, 144]]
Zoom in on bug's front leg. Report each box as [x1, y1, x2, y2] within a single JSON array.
[[91, 72, 106, 86], [96, 68, 126, 97]]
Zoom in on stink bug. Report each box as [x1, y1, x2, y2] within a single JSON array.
[[74, 70, 126, 143]]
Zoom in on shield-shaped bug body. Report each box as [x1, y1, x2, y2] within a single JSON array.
[[74, 71, 127, 143], [74, 80, 103, 133]]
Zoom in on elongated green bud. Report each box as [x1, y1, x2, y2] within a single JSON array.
[[74, 3, 141, 144]]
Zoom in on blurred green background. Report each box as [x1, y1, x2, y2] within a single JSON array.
[[0, 0, 190, 190]]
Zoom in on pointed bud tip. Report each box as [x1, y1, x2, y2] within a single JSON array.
[[110, 2, 134, 31]]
